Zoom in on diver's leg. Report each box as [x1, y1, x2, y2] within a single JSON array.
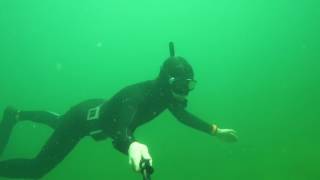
[[0, 107, 61, 156], [0, 107, 20, 156], [0, 114, 85, 179], [19, 110, 61, 129]]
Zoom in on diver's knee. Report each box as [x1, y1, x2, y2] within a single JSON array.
[[27, 159, 52, 179], [29, 172, 46, 179]]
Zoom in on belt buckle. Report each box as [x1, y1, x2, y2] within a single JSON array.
[[87, 106, 100, 121]]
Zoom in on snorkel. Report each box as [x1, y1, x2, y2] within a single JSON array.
[[169, 41, 175, 57]]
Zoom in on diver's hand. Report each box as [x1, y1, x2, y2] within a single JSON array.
[[128, 142, 153, 172], [212, 125, 238, 143], [216, 128, 238, 142]]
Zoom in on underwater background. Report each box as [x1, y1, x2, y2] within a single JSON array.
[[0, 0, 319, 179]]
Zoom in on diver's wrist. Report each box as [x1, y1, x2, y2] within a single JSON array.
[[211, 124, 218, 136]]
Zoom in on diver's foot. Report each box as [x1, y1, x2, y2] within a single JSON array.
[[2, 106, 20, 124]]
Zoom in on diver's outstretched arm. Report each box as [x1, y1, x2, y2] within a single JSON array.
[[168, 105, 238, 142]]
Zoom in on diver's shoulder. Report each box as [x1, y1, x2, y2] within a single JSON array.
[[115, 80, 155, 96], [125, 80, 155, 89]]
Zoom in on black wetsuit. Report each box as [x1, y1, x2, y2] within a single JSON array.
[[0, 80, 212, 179]]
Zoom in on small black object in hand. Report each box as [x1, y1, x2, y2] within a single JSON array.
[[140, 158, 154, 180]]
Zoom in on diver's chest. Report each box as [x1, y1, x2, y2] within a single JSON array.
[[136, 100, 168, 120]]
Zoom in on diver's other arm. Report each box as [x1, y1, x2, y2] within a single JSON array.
[[111, 98, 153, 172], [128, 141, 152, 172], [113, 131, 153, 172]]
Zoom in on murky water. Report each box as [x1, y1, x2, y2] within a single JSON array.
[[0, 0, 319, 179]]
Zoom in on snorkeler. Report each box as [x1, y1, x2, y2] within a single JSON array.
[[0, 42, 238, 179]]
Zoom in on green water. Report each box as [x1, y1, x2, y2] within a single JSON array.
[[0, 0, 319, 179]]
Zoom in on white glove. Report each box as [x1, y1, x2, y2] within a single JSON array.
[[128, 142, 153, 172]]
